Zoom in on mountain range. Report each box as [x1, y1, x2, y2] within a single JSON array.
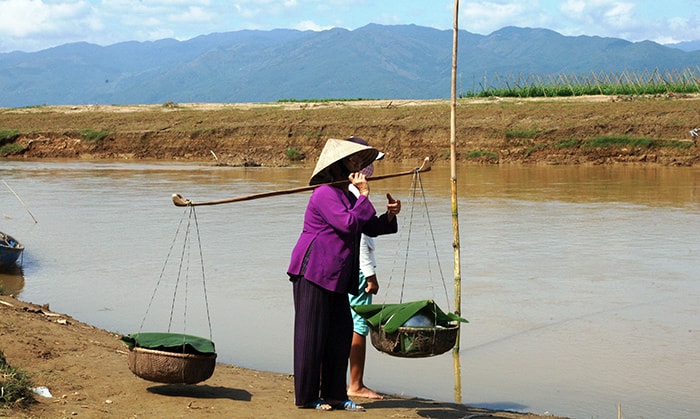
[[1, 24, 698, 108]]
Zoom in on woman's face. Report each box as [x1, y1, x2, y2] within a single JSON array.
[[342, 154, 365, 172]]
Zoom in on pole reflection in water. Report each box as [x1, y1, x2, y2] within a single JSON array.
[[0, 160, 698, 419]]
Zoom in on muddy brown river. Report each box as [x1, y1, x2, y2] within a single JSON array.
[[1, 160, 698, 418]]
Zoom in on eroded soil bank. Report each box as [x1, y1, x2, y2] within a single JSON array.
[[1, 95, 698, 167]]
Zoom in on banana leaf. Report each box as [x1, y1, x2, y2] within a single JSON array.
[[352, 300, 468, 333], [121, 332, 216, 355]]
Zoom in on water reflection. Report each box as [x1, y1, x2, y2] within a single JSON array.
[[0, 264, 25, 296]]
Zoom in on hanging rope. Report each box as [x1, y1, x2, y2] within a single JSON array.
[[382, 170, 452, 315], [138, 205, 213, 342], [350, 168, 468, 358]]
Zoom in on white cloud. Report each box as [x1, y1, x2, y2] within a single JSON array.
[[554, 0, 699, 42], [0, 0, 102, 51], [293, 20, 333, 31], [233, 0, 299, 19], [169, 6, 214, 23], [461, 1, 549, 33], [558, 0, 638, 33], [0, 0, 93, 37], [0, 0, 697, 52]]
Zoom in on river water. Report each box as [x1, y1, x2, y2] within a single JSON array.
[[1, 160, 698, 419]]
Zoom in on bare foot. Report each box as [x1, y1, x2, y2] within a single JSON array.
[[347, 386, 384, 399]]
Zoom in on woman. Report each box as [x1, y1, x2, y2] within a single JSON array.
[[287, 138, 401, 411]]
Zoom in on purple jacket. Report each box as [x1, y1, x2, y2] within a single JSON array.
[[287, 184, 398, 295]]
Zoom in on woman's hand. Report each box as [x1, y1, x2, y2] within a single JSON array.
[[349, 172, 370, 197], [365, 275, 379, 294], [386, 193, 401, 221]]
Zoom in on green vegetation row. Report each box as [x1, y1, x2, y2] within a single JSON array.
[[463, 134, 694, 162], [463, 67, 700, 98], [1, 128, 112, 156]]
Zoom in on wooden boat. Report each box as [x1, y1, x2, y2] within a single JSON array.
[[0, 232, 24, 269]]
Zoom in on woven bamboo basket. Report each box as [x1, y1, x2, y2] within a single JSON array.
[[127, 346, 217, 384], [369, 322, 459, 358]]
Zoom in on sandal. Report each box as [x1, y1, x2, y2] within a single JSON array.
[[303, 398, 332, 411], [333, 399, 365, 412]]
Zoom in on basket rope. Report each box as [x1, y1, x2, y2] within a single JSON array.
[[138, 205, 214, 344], [381, 170, 452, 323]]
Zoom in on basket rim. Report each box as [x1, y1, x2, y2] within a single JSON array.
[[374, 322, 461, 332], [130, 346, 217, 360]]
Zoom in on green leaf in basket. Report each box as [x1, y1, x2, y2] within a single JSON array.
[[352, 300, 468, 334]]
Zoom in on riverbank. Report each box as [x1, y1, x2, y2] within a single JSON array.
[[0, 295, 565, 418], [1, 95, 698, 167]]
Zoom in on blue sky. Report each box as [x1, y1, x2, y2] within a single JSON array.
[[0, 0, 698, 53]]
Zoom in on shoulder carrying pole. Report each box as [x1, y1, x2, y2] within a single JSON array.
[[172, 157, 431, 207]]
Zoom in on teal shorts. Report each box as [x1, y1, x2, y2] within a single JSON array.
[[349, 272, 373, 336]]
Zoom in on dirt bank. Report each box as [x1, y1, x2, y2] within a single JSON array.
[[1, 95, 698, 167], [1, 295, 564, 418]]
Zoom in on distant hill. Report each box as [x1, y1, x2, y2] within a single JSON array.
[[1, 24, 698, 108], [665, 40, 700, 52]]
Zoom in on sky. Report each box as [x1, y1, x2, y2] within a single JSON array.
[[0, 0, 698, 53]]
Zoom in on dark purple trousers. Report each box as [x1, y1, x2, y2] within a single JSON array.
[[292, 277, 353, 407]]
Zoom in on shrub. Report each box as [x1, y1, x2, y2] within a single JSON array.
[[466, 150, 498, 162], [0, 351, 35, 409], [0, 144, 27, 156], [555, 138, 581, 148], [505, 128, 540, 139], [0, 130, 20, 143], [285, 148, 305, 161], [79, 129, 110, 143]]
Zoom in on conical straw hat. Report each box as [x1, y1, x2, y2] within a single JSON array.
[[309, 138, 379, 185]]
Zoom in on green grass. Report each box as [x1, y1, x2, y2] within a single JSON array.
[[555, 138, 582, 148], [79, 129, 110, 142], [463, 67, 700, 98], [277, 98, 378, 103], [505, 128, 540, 139], [658, 140, 694, 149], [0, 129, 20, 142], [465, 150, 499, 161], [0, 351, 35, 409], [0, 144, 27, 156], [285, 147, 305, 161], [584, 135, 654, 148]]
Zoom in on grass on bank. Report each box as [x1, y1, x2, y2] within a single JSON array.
[[0, 129, 20, 142], [466, 133, 693, 162], [582, 135, 692, 149], [0, 144, 27, 156], [285, 147, 305, 161], [463, 67, 700, 98], [277, 98, 378, 103], [0, 350, 35, 409], [79, 129, 110, 143]]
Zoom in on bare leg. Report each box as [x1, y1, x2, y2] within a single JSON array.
[[347, 332, 383, 399]]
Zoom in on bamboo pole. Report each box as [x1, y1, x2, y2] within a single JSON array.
[[450, 0, 461, 346], [172, 157, 431, 207], [2, 179, 38, 223], [450, 0, 462, 405]]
